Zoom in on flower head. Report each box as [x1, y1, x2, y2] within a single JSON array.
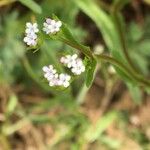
[[25, 22, 39, 34], [43, 18, 62, 34], [60, 54, 78, 68], [42, 65, 71, 88], [58, 73, 71, 87], [60, 54, 85, 75], [42, 65, 57, 81], [71, 59, 85, 75], [24, 22, 39, 46]]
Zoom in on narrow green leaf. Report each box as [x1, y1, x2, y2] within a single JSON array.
[[86, 58, 97, 87], [18, 0, 42, 14], [73, 0, 121, 54]]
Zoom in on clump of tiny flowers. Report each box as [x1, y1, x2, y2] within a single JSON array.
[[23, 22, 39, 46], [60, 54, 85, 75], [43, 18, 62, 34], [42, 65, 71, 88]]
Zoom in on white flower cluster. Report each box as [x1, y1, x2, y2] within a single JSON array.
[[23, 19, 62, 46], [23, 23, 39, 46], [60, 54, 85, 75], [42, 65, 71, 88], [43, 18, 62, 34]]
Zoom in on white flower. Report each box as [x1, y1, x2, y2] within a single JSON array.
[[60, 54, 78, 68], [49, 73, 59, 87], [42, 65, 71, 88], [25, 22, 39, 34], [60, 54, 85, 75], [58, 73, 71, 87], [43, 18, 62, 34], [24, 22, 39, 46], [60, 54, 76, 68], [71, 59, 85, 75], [23, 33, 37, 46], [42, 65, 57, 81]]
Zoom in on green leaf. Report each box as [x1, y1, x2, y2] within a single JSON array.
[[127, 83, 142, 105], [136, 40, 150, 56], [18, 0, 42, 14], [129, 23, 143, 41], [73, 0, 135, 84], [73, 0, 122, 54], [131, 51, 148, 75], [86, 58, 97, 87]]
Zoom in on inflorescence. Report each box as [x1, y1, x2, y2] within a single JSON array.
[[24, 18, 85, 88], [60, 54, 85, 75], [43, 18, 62, 34], [24, 23, 39, 46], [42, 65, 71, 88]]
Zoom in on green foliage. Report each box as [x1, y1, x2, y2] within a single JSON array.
[[73, 0, 150, 102], [85, 58, 97, 87], [72, 0, 135, 86], [1, 0, 150, 149]]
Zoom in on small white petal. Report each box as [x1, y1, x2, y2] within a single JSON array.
[[26, 22, 32, 28], [63, 82, 70, 87], [56, 21, 62, 27], [42, 66, 49, 72], [72, 54, 78, 59], [23, 37, 28, 42], [46, 18, 52, 24]]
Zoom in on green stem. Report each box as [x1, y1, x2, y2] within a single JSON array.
[[113, 10, 139, 74], [76, 83, 89, 104], [96, 54, 150, 87], [59, 37, 94, 59]]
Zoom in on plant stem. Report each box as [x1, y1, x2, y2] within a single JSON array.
[[113, 11, 139, 74], [59, 37, 94, 59], [112, 5, 139, 76], [96, 54, 150, 87], [76, 83, 89, 104]]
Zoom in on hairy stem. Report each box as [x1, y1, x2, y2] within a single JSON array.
[[96, 54, 150, 87], [59, 37, 94, 59]]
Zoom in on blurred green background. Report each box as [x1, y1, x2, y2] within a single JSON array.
[[0, 0, 150, 149]]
